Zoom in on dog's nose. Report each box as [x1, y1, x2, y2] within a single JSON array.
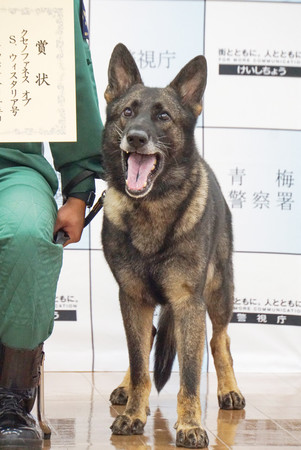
[[127, 129, 148, 149]]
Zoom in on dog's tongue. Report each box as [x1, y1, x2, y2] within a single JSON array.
[[127, 153, 156, 191]]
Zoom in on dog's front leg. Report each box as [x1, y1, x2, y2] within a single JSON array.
[[111, 290, 154, 435], [173, 298, 209, 449]]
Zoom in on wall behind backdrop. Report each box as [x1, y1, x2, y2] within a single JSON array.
[[44, 0, 301, 373]]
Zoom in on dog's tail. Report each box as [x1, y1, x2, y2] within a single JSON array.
[[154, 304, 176, 393]]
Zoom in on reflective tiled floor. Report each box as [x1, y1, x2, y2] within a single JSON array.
[[40, 372, 301, 449]]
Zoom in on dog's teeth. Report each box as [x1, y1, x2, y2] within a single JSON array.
[[143, 182, 147, 188]]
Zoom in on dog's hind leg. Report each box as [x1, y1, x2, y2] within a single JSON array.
[[110, 325, 156, 406], [110, 290, 155, 435], [205, 260, 245, 411], [110, 368, 131, 405], [209, 321, 245, 410]]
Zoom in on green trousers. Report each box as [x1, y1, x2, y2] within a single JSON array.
[[0, 167, 63, 349], [0, 0, 103, 350]]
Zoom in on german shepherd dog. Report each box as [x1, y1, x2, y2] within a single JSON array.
[[101, 43, 245, 448]]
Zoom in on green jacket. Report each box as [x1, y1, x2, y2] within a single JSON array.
[[0, 0, 104, 199]]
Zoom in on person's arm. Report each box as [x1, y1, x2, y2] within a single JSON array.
[[54, 197, 86, 246], [51, 0, 104, 245]]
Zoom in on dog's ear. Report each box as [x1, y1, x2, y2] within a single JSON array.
[[104, 43, 143, 103], [169, 55, 207, 117]]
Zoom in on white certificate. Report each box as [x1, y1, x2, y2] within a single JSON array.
[[0, 0, 76, 142]]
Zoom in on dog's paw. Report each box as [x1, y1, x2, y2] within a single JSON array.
[[176, 427, 209, 448], [110, 414, 145, 435], [218, 390, 246, 410], [110, 387, 128, 405]]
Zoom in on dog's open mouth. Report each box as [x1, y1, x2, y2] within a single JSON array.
[[123, 151, 161, 198]]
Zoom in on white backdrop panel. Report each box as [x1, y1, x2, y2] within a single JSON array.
[[45, 251, 93, 371], [90, 0, 205, 122], [208, 252, 301, 373], [204, 128, 301, 254], [44, 0, 301, 373], [204, 1, 301, 130]]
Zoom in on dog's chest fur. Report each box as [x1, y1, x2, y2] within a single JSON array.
[[104, 188, 175, 255], [103, 161, 209, 257]]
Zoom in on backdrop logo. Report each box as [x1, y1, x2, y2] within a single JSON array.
[[218, 48, 301, 78], [131, 49, 176, 70], [231, 313, 301, 326], [228, 167, 295, 211], [232, 296, 301, 326], [54, 310, 77, 321], [55, 294, 78, 321], [219, 65, 301, 77]]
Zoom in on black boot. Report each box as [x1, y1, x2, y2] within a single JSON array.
[[0, 343, 44, 447]]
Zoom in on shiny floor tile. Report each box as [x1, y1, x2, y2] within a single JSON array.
[[38, 372, 301, 449]]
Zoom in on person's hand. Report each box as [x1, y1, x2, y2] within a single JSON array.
[[54, 197, 86, 246]]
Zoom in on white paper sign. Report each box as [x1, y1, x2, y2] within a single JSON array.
[[0, 0, 76, 142]]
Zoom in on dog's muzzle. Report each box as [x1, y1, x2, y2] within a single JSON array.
[[120, 130, 163, 198]]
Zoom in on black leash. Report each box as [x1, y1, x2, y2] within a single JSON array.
[[53, 190, 106, 245], [84, 190, 106, 227], [61, 169, 96, 206]]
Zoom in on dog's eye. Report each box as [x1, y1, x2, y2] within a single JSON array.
[[122, 107, 133, 117], [158, 112, 171, 121]]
